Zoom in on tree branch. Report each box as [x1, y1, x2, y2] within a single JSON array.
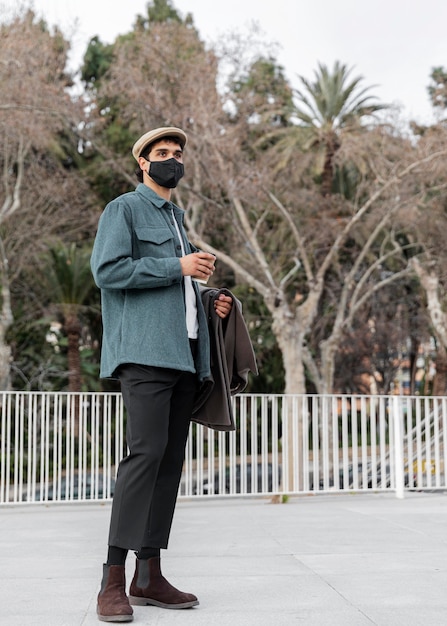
[[266, 190, 314, 283], [232, 196, 278, 291], [347, 267, 412, 325], [316, 148, 447, 282]]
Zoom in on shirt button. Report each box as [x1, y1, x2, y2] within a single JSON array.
[[176, 245, 181, 250]]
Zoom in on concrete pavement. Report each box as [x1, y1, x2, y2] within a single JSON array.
[[1, 492, 447, 625]]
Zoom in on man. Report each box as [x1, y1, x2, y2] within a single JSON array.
[[91, 127, 232, 622]]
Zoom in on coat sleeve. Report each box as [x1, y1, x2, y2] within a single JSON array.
[[91, 200, 183, 290]]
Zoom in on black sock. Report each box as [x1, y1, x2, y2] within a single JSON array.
[[107, 545, 128, 566], [136, 546, 161, 560]]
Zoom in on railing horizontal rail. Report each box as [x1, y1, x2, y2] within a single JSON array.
[[1, 392, 446, 504]]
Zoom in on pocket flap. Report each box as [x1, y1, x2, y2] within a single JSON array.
[[135, 227, 173, 245]]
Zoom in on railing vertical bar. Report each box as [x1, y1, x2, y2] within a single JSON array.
[[433, 398, 441, 488], [341, 396, 349, 490], [64, 393, 70, 501], [299, 396, 306, 493], [108, 394, 113, 497], [102, 395, 110, 499], [405, 397, 414, 489], [38, 394, 44, 501], [250, 396, 258, 494], [369, 395, 378, 489], [284, 395, 290, 492], [229, 399, 236, 496], [83, 395, 90, 500], [393, 396, 405, 499], [207, 425, 215, 496], [239, 396, 248, 496], [271, 395, 279, 494], [58, 393, 63, 502], [351, 396, 359, 490], [378, 397, 388, 489], [259, 396, 268, 494], [14, 394, 21, 502], [312, 396, 319, 491], [332, 396, 339, 490], [231, 404, 237, 495], [409, 396, 415, 489], [442, 398, 447, 487], [415, 397, 422, 488], [424, 397, 432, 489], [89, 394, 96, 500], [321, 396, 329, 491], [197, 423, 204, 498], [25, 394, 32, 501], [217, 431, 226, 494], [43, 394, 50, 501], [0, 393, 5, 502], [104, 394, 112, 493], [78, 394, 84, 500], [360, 396, 368, 490], [31, 394, 38, 501], [8, 394, 15, 502]]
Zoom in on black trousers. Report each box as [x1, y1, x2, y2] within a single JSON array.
[[108, 359, 198, 551]]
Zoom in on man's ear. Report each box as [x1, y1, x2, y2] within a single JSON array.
[[138, 156, 148, 172]]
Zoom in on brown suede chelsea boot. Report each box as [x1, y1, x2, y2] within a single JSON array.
[[97, 564, 134, 622], [129, 556, 199, 609]]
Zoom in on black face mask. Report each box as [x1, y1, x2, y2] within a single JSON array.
[[148, 158, 184, 188]]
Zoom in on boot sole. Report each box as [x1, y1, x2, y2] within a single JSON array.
[[129, 596, 199, 609], [97, 610, 133, 622]]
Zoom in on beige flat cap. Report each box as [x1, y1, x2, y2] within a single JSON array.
[[132, 127, 187, 160]]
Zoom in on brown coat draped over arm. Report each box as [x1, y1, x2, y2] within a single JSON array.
[[192, 288, 258, 431]]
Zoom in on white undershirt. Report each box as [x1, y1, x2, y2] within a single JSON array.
[[171, 209, 199, 339]]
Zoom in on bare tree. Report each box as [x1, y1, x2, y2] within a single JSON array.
[[0, 10, 97, 388]]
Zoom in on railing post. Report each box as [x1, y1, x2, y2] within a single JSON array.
[[392, 396, 405, 499]]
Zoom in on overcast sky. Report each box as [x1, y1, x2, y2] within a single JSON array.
[[4, 0, 447, 124]]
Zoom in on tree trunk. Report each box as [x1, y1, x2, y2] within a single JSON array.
[[410, 259, 447, 395], [272, 314, 307, 492], [66, 324, 82, 393], [65, 312, 82, 437], [321, 136, 340, 197], [0, 338, 11, 390], [433, 343, 447, 396], [276, 330, 306, 395], [319, 338, 338, 395], [0, 244, 13, 390], [411, 259, 447, 346]]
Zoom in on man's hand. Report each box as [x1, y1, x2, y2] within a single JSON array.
[[180, 252, 215, 281], [214, 293, 232, 319]]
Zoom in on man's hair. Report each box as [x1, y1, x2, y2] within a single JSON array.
[[134, 135, 183, 183]]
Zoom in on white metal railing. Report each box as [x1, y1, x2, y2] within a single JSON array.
[[1, 392, 446, 504]]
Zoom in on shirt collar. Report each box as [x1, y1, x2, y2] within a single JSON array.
[[135, 183, 184, 216], [135, 183, 168, 208]]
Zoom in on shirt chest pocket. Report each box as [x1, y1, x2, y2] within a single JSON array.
[[134, 227, 176, 258]]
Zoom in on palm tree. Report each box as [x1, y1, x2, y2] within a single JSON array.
[[261, 61, 386, 196], [41, 241, 97, 393], [298, 61, 387, 195]]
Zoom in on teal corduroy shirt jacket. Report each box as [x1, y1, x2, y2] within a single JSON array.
[[90, 183, 211, 380]]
